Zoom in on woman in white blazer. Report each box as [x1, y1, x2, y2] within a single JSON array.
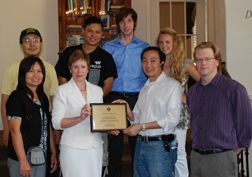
[[52, 50, 103, 177]]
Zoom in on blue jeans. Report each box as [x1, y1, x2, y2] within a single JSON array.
[[8, 158, 46, 177], [133, 136, 177, 177]]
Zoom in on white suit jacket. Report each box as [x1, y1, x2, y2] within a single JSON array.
[[52, 78, 103, 149]]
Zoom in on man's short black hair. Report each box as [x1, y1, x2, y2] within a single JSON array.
[[83, 16, 103, 30], [141, 46, 166, 63]]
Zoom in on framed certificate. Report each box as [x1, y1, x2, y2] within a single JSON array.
[[90, 103, 127, 132]]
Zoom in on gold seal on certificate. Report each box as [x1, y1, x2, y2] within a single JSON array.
[[90, 103, 127, 132]]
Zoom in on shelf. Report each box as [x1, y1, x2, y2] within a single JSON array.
[[58, 0, 131, 53]]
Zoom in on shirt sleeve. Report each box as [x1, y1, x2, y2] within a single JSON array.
[[182, 59, 194, 72], [2, 65, 16, 95], [233, 84, 252, 148], [48, 65, 59, 96], [55, 49, 70, 79], [130, 102, 140, 125], [51, 87, 67, 130], [156, 81, 182, 131], [6, 91, 24, 118], [104, 53, 118, 80]]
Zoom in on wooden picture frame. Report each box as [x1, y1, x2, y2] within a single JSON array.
[[101, 15, 110, 29]]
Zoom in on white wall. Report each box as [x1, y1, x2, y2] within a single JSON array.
[[225, 0, 252, 94], [225, 0, 252, 173], [132, 0, 150, 43], [0, 0, 59, 129]]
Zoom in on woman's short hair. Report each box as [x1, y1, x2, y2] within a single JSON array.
[[68, 50, 90, 68], [17, 56, 45, 99], [193, 41, 223, 72]]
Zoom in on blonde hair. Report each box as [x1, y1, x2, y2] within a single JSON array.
[[157, 27, 185, 83]]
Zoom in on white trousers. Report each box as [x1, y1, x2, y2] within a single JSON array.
[[60, 144, 103, 177], [174, 128, 189, 177]]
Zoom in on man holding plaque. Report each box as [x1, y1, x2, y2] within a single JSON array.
[[113, 47, 182, 177], [103, 7, 149, 177]]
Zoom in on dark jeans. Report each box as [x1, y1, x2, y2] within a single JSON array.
[[104, 93, 138, 177]]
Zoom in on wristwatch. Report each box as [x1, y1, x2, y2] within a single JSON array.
[[142, 123, 146, 131]]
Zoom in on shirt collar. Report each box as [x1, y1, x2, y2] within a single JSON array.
[[114, 33, 139, 45], [196, 72, 222, 89], [145, 72, 166, 88]]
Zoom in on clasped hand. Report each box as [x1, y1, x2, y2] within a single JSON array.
[[109, 124, 142, 136]]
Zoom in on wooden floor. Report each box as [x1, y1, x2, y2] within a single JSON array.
[[0, 130, 192, 177]]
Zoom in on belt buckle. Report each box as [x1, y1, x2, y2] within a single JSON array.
[[200, 149, 207, 155], [123, 92, 129, 97]]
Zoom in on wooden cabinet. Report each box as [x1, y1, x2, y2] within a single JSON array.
[[58, 0, 131, 54]]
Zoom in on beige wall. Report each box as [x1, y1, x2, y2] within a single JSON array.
[[0, 0, 59, 129], [225, 0, 252, 94]]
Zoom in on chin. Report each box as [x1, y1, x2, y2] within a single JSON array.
[[89, 42, 99, 46]]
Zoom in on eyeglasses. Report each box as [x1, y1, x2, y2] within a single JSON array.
[[195, 57, 215, 62], [23, 38, 40, 44]]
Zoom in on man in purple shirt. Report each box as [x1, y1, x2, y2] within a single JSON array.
[[187, 41, 252, 177]]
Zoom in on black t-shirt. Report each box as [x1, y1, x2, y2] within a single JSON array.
[[55, 44, 118, 88]]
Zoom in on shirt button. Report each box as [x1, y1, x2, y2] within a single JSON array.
[[203, 103, 205, 105], [125, 84, 126, 85], [126, 65, 128, 67], [126, 56, 128, 57], [202, 115, 204, 117], [125, 74, 127, 76]]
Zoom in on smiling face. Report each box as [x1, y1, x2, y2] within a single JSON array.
[[25, 62, 43, 90], [158, 34, 174, 56], [119, 14, 135, 37], [142, 50, 164, 82], [20, 34, 42, 58], [195, 47, 219, 80], [82, 23, 103, 46], [69, 59, 89, 84]]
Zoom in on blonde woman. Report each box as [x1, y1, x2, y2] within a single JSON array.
[[157, 27, 200, 177]]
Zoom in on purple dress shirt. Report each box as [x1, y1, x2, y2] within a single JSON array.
[[187, 72, 252, 149]]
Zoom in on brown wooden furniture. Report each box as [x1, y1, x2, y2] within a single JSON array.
[[58, 0, 131, 54]]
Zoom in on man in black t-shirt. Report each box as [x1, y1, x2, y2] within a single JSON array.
[[55, 16, 117, 97]]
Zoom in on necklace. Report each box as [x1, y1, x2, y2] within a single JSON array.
[[79, 85, 86, 92]]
